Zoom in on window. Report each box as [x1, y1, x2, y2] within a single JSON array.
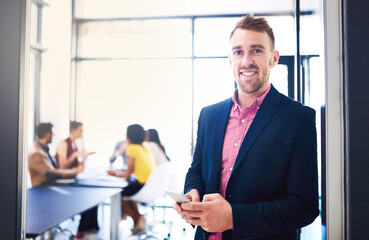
[[72, 14, 303, 165], [26, 0, 48, 186], [75, 59, 192, 162], [28, 0, 47, 151], [72, 2, 323, 239], [77, 19, 192, 59]]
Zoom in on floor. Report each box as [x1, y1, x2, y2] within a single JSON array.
[[36, 196, 322, 240], [51, 195, 196, 240], [31, 160, 322, 240]]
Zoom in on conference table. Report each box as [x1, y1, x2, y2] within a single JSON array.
[[26, 175, 128, 240]]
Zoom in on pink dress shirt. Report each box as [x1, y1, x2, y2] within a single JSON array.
[[209, 84, 271, 240]]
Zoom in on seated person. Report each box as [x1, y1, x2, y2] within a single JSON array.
[[109, 140, 128, 166], [55, 121, 98, 239], [144, 128, 170, 165], [108, 124, 156, 235], [55, 121, 89, 169], [28, 122, 83, 187]]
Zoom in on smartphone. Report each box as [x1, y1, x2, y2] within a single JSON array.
[[165, 190, 190, 204]]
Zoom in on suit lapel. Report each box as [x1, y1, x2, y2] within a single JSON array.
[[212, 98, 233, 190], [232, 85, 281, 173]]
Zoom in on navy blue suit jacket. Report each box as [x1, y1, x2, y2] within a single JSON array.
[[185, 85, 319, 240]]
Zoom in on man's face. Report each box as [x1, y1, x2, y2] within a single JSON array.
[[46, 131, 53, 144], [229, 29, 279, 96]]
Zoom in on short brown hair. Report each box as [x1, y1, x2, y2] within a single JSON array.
[[36, 122, 53, 139], [70, 121, 83, 133], [230, 14, 275, 51]]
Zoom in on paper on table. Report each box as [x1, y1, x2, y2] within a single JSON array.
[[54, 178, 76, 184], [97, 175, 125, 182]]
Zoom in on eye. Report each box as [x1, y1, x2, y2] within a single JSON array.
[[253, 49, 262, 54], [234, 50, 242, 56]]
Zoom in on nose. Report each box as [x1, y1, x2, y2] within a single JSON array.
[[241, 52, 254, 67]]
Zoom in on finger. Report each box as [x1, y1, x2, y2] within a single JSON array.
[[180, 213, 199, 223], [181, 213, 200, 221], [173, 203, 183, 214], [192, 194, 200, 202], [182, 202, 204, 211], [185, 190, 200, 202], [182, 210, 203, 219], [187, 218, 203, 226], [184, 193, 193, 201], [185, 192, 199, 202], [202, 193, 220, 202]]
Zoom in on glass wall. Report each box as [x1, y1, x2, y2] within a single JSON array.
[[73, 14, 300, 164], [71, 0, 323, 238], [26, 0, 48, 187], [76, 59, 193, 162], [26, 0, 73, 186], [28, 1, 43, 154], [300, 1, 325, 239], [74, 19, 193, 162], [77, 19, 192, 58]]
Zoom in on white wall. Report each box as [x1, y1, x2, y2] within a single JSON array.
[[39, 1, 72, 154]]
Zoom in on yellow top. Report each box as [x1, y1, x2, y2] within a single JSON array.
[[126, 144, 156, 184]]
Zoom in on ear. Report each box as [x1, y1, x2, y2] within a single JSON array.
[[270, 50, 280, 67]]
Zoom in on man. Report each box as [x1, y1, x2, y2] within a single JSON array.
[[109, 140, 127, 166], [174, 14, 319, 240], [28, 122, 83, 187]]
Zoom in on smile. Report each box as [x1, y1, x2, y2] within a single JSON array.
[[240, 71, 257, 76]]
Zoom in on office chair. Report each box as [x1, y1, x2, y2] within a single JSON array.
[[124, 161, 173, 240]]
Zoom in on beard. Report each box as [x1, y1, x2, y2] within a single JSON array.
[[236, 69, 270, 95]]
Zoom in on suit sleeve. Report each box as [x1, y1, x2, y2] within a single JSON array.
[[184, 109, 206, 197], [29, 152, 79, 181], [231, 108, 319, 237]]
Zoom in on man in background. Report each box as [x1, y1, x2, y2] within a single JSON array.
[[28, 122, 83, 187]]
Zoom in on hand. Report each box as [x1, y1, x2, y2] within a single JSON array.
[[79, 151, 87, 156], [80, 151, 90, 162], [173, 189, 200, 220], [107, 170, 116, 176], [185, 189, 201, 202], [181, 193, 233, 233], [70, 151, 84, 160], [75, 163, 84, 173]]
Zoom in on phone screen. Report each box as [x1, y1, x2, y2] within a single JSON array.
[[165, 190, 190, 204]]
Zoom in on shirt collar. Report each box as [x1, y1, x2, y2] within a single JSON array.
[[37, 141, 50, 153], [232, 84, 271, 111]]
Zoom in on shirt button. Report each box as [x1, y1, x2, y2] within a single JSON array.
[[241, 119, 245, 123], [257, 106, 260, 109], [230, 167, 233, 171], [234, 143, 238, 147]]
